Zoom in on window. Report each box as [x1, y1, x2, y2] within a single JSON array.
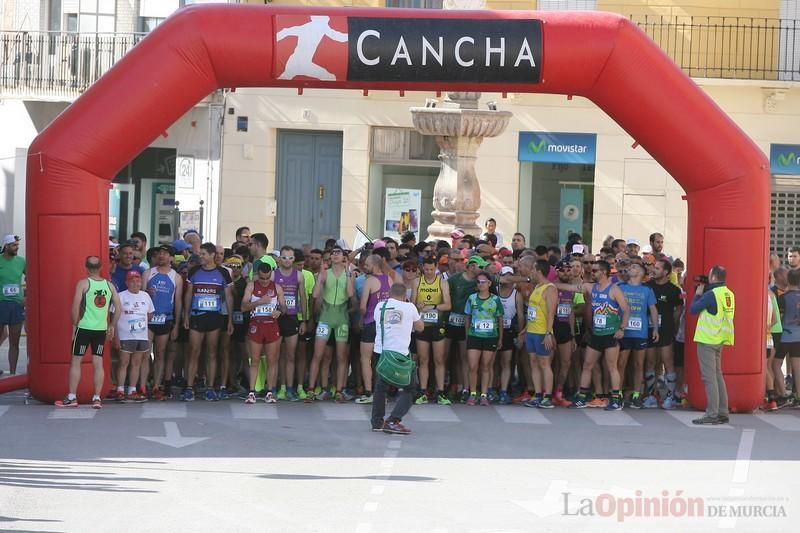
[[385, 0, 443, 9], [371, 128, 439, 163], [537, 0, 596, 10], [79, 0, 116, 32], [48, 0, 62, 31], [139, 17, 165, 33], [771, 178, 800, 258]]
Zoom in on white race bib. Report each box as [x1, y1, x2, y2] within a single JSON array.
[[593, 315, 607, 329], [557, 303, 571, 318], [2, 284, 20, 297], [503, 317, 512, 328], [421, 310, 439, 323], [316, 323, 330, 338], [526, 307, 537, 321], [232, 311, 244, 325], [254, 302, 276, 317], [448, 313, 466, 327], [149, 313, 167, 325], [128, 317, 146, 333], [627, 318, 643, 330], [197, 295, 219, 311], [658, 314, 663, 327], [474, 319, 495, 332], [284, 295, 297, 311]]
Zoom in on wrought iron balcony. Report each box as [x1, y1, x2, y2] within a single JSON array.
[[0, 31, 144, 100], [631, 15, 800, 82]]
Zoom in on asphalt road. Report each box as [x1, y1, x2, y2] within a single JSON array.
[[1, 339, 799, 532]]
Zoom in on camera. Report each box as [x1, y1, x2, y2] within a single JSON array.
[[694, 275, 709, 284]]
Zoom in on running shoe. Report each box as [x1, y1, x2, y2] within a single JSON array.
[[716, 414, 730, 424], [276, 386, 287, 401], [297, 386, 308, 401], [152, 388, 166, 402], [342, 390, 356, 402], [513, 391, 531, 404], [436, 393, 452, 406], [91, 398, 102, 409], [604, 399, 623, 411], [764, 400, 778, 412], [776, 395, 793, 409], [522, 398, 540, 408], [114, 390, 125, 402], [479, 395, 490, 406], [498, 391, 512, 405], [334, 392, 345, 404], [181, 388, 195, 402], [660, 396, 676, 410], [487, 389, 498, 403], [245, 392, 256, 404], [555, 397, 573, 408], [130, 392, 148, 403], [218, 388, 231, 401], [568, 397, 587, 409], [465, 394, 478, 406], [265, 391, 277, 404], [460, 389, 470, 404], [286, 390, 298, 402], [415, 394, 429, 405], [537, 397, 554, 409], [630, 395, 643, 409], [316, 390, 331, 401], [205, 389, 218, 402], [382, 420, 411, 435], [642, 395, 658, 409], [303, 393, 315, 403], [355, 394, 373, 404], [55, 396, 79, 408], [692, 415, 721, 425], [587, 398, 607, 408]]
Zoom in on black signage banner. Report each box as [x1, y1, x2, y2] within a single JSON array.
[[347, 18, 543, 84]]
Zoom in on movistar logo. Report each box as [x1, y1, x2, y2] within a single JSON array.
[[529, 138, 588, 155], [777, 152, 800, 167]]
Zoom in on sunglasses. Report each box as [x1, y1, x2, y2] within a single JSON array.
[[330, 250, 343, 255], [582, 261, 593, 265], [404, 267, 417, 272], [225, 264, 242, 269], [280, 256, 294, 261], [477, 279, 491, 284]]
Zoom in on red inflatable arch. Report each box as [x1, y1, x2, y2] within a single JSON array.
[[20, 5, 768, 409]]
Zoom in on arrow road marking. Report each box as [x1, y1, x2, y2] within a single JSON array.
[[137, 421, 210, 449]]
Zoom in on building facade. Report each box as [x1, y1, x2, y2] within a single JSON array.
[[2, 0, 799, 260]]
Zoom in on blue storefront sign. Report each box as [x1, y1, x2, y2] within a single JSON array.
[[770, 144, 800, 175], [518, 131, 597, 165]]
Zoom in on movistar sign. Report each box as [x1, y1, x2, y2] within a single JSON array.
[[770, 144, 800, 175], [518, 132, 597, 165]]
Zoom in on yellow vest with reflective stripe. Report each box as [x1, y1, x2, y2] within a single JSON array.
[[693, 286, 735, 346]]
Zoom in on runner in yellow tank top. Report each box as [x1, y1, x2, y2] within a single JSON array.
[[412, 258, 452, 405], [518, 257, 558, 408]]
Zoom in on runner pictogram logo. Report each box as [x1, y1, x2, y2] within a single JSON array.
[[275, 15, 348, 82]]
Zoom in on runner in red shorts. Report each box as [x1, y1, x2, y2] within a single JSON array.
[[241, 262, 286, 404]]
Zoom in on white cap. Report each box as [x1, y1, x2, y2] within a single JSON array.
[[335, 238, 350, 250], [500, 266, 514, 275], [641, 244, 653, 254], [2, 234, 19, 246], [626, 238, 641, 246], [108, 240, 119, 249], [571, 244, 585, 255]]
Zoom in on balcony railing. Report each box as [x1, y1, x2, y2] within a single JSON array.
[[632, 16, 800, 81], [1, 17, 799, 100], [0, 31, 144, 100]]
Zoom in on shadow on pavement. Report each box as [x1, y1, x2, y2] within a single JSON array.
[[0, 461, 161, 493], [260, 473, 437, 482]]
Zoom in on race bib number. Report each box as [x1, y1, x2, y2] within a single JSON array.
[[658, 314, 663, 327], [2, 284, 20, 297], [128, 318, 146, 333], [232, 311, 244, 325], [448, 314, 466, 327], [284, 295, 297, 312], [474, 319, 495, 332], [627, 318, 643, 330], [149, 314, 167, 326], [557, 304, 571, 318], [526, 307, 537, 321], [316, 323, 330, 338], [503, 317, 512, 328], [421, 310, 439, 323], [197, 295, 220, 311], [593, 315, 607, 329], [254, 302, 276, 317]]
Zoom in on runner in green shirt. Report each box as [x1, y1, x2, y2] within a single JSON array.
[[0, 235, 25, 375]]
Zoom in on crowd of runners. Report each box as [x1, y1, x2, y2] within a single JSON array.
[[2, 221, 794, 413]]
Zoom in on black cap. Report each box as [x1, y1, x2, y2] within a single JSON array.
[[401, 231, 416, 243]]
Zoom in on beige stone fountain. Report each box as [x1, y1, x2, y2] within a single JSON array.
[[411, 91, 511, 240]]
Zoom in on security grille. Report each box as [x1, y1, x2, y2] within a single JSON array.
[[771, 177, 800, 258]]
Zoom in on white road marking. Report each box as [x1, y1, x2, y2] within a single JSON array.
[[363, 502, 378, 513], [582, 408, 641, 426], [409, 406, 460, 422], [318, 403, 369, 421], [754, 413, 800, 431], [370, 486, 385, 495], [384, 450, 398, 458], [48, 408, 97, 419], [141, 403, 187, 419], [0, 406, 9, 418], [137, 421, 210, 448], [229, 403, 279, 420], [493, 406, 552, 424], [732, 429, 755, 483], [355, 523, 372, 533], [666, 410, 733, 429], [388, 440, 402, 449]]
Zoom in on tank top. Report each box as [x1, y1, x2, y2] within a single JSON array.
[[250, 280, 278, 324], [364, 273, 391, 325], [417, 275, 444, 306], [591, 282, 622, 336], [78, 278, 111, 331], [556, 289, 574, 324], [526, 283, 553, 334], [500, 288, 517, 330], [274, 268, 300, 315], [145, 268, 177, 323]]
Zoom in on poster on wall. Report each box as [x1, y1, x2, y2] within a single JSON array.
[[384, 188, 421, 240], [559, 188, 584, 246]]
